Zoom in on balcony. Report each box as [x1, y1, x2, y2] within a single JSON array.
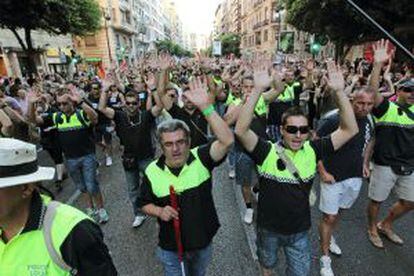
[[253, 19, 270, 30]]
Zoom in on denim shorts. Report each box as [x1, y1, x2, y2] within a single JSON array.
[[235, 151, 258, 186], [66, 153, 100, 195], [156, 244, 212, 276], [257, 228, 311, 276]]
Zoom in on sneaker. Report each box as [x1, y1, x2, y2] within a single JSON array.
[[320, 255, 334, 276], [105, 156, 113, 167], [228, 169, 235, 179], [97, 208, 109, 224], [86, 208, 96, 218], [132, 214, 148, 228], [243, 208, 254, 224], [329, 236, 342, 256]]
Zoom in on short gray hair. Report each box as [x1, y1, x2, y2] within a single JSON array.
[[156, 119, 191, 142]]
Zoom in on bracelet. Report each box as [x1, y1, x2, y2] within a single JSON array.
[[150, 87, 157, 92], [201, 104, 215, 117]]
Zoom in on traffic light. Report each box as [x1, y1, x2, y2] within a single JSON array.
[[310, 42, 321, 55]]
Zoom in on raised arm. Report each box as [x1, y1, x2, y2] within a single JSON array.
[[327, 61, 359, 151], [69, 90, 98, 125], [0, 106, 13, 136], [185, 77, 234, 162], [234, 89, 261, 153], [98, 89, 115, 120], [369, 39, 394, 107]]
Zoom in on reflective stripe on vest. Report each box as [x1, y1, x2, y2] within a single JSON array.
[[374, 102, 414, 129], [145, 148, 211, 198], [0, 199, 90, 276], [277, 82, 300, 102], [53, 111, 90, 132], [257, 141, 317, 184]]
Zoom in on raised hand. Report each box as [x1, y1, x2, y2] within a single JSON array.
[[326, 61, 345, 92], [159, 52, 173, 70], [145, 72, 157, 89], [253, 60, 272, 91], [305, 58, 315, 72], [186, 77, 211, 110], [373, 39, 393, 64], [68, 89, 83, 104]]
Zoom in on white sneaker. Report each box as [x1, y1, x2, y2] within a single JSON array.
[[228, 169, 235, 179], [132, 214, 148, 228], [329, 236, 342, 256], [105, 156, 113, 167], [97, 208, 109, 224], [243, 208, 254, 224], [320, 255, 334, 276]]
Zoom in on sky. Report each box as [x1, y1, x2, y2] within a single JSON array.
[[175, 0, 222, 35]]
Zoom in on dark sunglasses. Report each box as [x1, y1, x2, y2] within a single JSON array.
[[125, 101, 138, 106], [285, 125, 310, 134]]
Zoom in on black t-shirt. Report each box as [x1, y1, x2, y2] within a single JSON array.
[[87, 96, 111, 126], [169, 104, 208, 148], [249, 137, 334, 234], [113, 109, 155, 159], [140, 143, 224, 251], [317, 113, 374, 181]]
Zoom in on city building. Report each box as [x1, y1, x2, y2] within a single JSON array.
[[229, 0, 242, 34], [161, 0, 184, 47], [0, 29, 72, 77]]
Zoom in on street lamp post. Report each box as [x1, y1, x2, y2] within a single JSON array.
[[103, 9, 113, 63]]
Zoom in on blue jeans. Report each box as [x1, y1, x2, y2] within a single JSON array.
[[123, 158, 152, 216], [257, 228, 311, 276], [66, 153, 100, 195], [157, 244, 212, 276]]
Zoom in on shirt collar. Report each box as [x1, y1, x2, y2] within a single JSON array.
[[21, 191, 46, 234]]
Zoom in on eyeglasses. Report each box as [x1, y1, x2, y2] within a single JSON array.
[[284, 125, 310, 134], [125, 101, 138, 106]]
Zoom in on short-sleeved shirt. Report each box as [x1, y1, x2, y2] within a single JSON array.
[[372, 99, 414, 167], [113, 109, 155, 159], [169, 104, 208, 148], [140, 143, 224, 251], [42, 110, 95, 159], [87, 96, 111, 126], [317, 113, 374, 181], [249, 137, 334, 234]]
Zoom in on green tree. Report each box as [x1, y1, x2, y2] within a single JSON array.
[[0, 0, 101, 74], [284, 0, 414, 59], [220, 33, 241, 57], [155, 40, 192, 57]]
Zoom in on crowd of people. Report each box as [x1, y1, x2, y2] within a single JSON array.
[[0, 39, 413, 276]]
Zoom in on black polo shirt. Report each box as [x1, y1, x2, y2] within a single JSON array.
[[139, 143, 224, 251], [249, 137, 334, 234], [0, 192, 117, 275], [168, 104, 208, 148]]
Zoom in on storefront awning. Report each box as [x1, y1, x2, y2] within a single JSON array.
[[84, 57, 102, 62]]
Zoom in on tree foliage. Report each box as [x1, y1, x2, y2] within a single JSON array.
[[155, 40, 193, 57], [0, 0, 101, 73], [219, 33, 241, 57], [284, 0, 413, 48]]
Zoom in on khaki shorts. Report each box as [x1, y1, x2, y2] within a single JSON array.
[[368, 164, 414, 202]]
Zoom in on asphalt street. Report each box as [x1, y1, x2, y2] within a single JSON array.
[[38, 145, 414, 276]]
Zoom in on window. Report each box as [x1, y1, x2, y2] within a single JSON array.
[[264, 29, 268, 42], [116, 34, 121, 48], [84, 35, 97, 46]]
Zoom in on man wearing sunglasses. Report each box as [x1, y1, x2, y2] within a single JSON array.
[[367, 40, 414, 249], [235, 61, 358, 276], [28, 88, 110, 224], [99, 88, 163, 228]]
